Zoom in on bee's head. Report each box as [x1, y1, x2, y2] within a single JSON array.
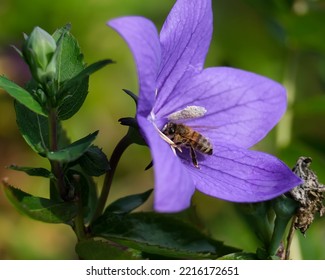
[[162, 122, 177, 137]]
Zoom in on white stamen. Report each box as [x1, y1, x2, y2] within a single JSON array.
[[149, 110, 155, 122], [150, 106, 206, 155], [149, 112, 182, 155], [150, 112, 177, 147]]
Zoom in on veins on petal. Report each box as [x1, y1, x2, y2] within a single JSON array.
[[157, 2, 211, 107]]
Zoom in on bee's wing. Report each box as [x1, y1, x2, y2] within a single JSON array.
[[185, 125, 219, 143], [188, 124, 218, 132]]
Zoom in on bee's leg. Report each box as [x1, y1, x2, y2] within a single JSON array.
[[189, 146, 199, 168]]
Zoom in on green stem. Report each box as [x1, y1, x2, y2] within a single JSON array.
[[74, 192, 87, 240], [49, 108, 58, 151], [91, 133, 133, 223], [284, 216, 297, 260], [48, 108, 67, 200], [268, 216, 291, 256]]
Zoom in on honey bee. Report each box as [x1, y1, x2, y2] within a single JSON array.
[[162, 122, 213, 168]]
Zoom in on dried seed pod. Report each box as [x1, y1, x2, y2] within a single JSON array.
[[290, 157, 325, 234]]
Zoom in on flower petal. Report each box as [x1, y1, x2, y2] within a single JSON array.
[[155, 0, 213, 108], [108, 17, 161, 115], [185, 144, 302, 202], [156, 67, 287, 148], [137, 115, 195, 212]]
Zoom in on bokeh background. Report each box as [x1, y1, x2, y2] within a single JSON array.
[[1, 0, 325, 259]]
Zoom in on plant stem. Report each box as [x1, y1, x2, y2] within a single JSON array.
[[48, 108, 67, 199], [268, 215, 291, 256], [48, 108, 58, 151], [91, 133, 133, 223], [284, 216, 297, 260], [74, 189, 87, 240]]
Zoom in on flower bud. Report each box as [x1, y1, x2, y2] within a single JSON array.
[[23, 27, 57, 83]]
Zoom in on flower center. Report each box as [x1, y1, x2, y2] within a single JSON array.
[[149, 105, 209, 157]]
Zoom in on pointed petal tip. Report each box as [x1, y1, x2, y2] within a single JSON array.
[[190, 145, 304, 203]]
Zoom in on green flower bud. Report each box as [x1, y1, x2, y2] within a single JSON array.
[[273, 195, 298, 219], [23, 27, 57, 83]]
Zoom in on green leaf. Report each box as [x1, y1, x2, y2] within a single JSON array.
[[47, 131, 98, 162], [92, 212, 239, 259], [15, 101, 49, 154], [52, 25, 88, 120], [105, 189, 153, 215], [75, 239, 141, 260], [52, 24, 84, 84], [57, 81, 88, 120], [8, 165, 53, 178], [15, 101, 71, 155], [59, 59, 113, 95], [3, 184, 78, 223], [78, 145, 110, 176], [0, 76, 46, 116], [52, 27, 113, 120]]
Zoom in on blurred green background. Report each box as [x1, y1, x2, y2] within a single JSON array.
[[1, 0, 325, 259]]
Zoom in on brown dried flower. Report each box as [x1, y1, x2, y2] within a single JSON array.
[[290, 157, 325, 234]]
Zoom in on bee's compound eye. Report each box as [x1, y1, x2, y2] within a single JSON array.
[[168, 123, 176, 134], [162, 122, 176, 136], [162, 123, 172, 135]]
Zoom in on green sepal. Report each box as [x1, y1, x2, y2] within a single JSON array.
[[122, 88, 138, 106], [119, 89, 146, 146], [119, 117, 138, 128], [3, 184, 78, 224], [75, 239, 141, 260], [92, 212, 239, 259], [77, 145, 110, 176], [0, 75, 46, 116], [47, 131, 98, 163], [118, 117, 147, 146], [8, 165, 54, 179], [104, 189, 153, 215]]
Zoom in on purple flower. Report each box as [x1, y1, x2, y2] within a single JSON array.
[[108, 0, 301, 212]]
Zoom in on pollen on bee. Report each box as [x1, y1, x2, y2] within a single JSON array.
[[167, 106, 207, 121]]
